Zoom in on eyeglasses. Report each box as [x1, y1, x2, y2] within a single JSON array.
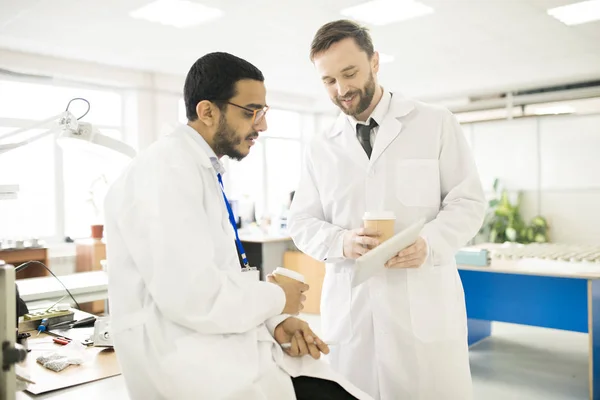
[[225, 102, 269, 126]]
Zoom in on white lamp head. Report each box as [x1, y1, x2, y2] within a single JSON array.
[[55, 111, 136, 160]]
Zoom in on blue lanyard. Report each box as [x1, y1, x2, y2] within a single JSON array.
[[217, 173, 250, 269]]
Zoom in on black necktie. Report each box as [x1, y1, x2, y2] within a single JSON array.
[[356, 119, 378, 159]]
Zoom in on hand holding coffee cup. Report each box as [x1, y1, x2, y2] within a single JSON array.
[[342, 227, 381, 259], [342, 211, 396, 259], [363, 211, 396, 244], [268, 268, 309, 315]]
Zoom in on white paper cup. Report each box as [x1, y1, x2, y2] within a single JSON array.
[[273, 267, 306, 284]]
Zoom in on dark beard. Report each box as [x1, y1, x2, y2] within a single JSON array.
[[335, 72, 376, 118], [213, 115, 255, 161]]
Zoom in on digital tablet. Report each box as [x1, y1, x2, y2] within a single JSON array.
[[351, 218, 426, 288]]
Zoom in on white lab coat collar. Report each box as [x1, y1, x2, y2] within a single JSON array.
[[346, 89, 391, 128], [327, 93, 415, 139], [325, 93, 416, 166], [180, 124, 226, 175]]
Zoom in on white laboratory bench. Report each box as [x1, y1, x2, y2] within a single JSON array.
[[16, 270, 108, 310]]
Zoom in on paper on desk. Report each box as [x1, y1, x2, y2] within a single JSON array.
[[16, 364, 34, 390], [351, 219, 425, 288]]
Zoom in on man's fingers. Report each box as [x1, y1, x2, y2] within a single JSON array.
[[300, 326, 326, 359], [267, 274, 277, 283], [288, 335, 300, 356], [395, 253, 422, 264], [387, 253, 420, 267], [299, 324, 313, 343], [307, 341, 320, 359], [360, 236, 379, 248], [299, 283, 310, 292], [355, 245, 369, 256], [315, 337, 330, 355], [385, 257, 398, 268], [357, 228, 381, 237], [306, 328, 329, 356], [295, 332, 309, 356], [397, 244, 417, 257], [387, 255, 424, 269], [302, 329, 320, 360]]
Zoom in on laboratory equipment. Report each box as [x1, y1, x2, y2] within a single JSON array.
[[492, 243, 600, 263], [92, 317, 113, 347], [1, 262, 27, 400]]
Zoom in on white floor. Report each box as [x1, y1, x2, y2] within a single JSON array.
[[19, 317, 591, 399], [301, 314, 590, 400]]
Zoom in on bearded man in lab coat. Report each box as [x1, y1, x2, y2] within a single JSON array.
[[288, 20, 486, 400], [104, 52, 372, 400]]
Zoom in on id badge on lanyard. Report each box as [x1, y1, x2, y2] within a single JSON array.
[[217, 173, 258, 275]]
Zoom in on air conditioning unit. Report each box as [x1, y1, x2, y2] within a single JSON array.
[[441, 79, 600, 122]]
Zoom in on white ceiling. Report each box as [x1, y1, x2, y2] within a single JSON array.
[[0, 0, 599, 103]]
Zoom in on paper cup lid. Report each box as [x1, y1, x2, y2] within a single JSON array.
[[363, 211, 396, 220], [273, 267, 305, 283]]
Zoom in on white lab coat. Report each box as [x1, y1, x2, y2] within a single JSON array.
[[103, 125, 373, 400], [288, 96, 486, 400]]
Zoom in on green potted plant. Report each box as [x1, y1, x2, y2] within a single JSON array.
[[479, 178, 549, 244]]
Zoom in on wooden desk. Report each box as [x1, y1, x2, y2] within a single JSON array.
[[458, 258, 600, 400], [17, 310, 121, 397], [0, 248, 49, 279], [17, 374, 127, 399]]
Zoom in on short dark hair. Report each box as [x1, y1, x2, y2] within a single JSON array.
[[310, 19, 374, 61], [184, 52, 264, 121]]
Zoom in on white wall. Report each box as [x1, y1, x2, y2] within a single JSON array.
[[465, 114, 600, 245]]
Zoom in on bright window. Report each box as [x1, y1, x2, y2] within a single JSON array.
[[264, 139, 301, 215], [62, 144, 129, 238], [0, 127, 55, 239], [0, 79, 124, 241], [262, 109, 302, 139]]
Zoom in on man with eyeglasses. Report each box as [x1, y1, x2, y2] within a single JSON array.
[[103, 52, 371, 400]]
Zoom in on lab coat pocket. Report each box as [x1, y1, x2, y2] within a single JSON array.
[[320, 272, 353, 345], [407, 266, 462, 343], [395, 159, 440, 208]]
